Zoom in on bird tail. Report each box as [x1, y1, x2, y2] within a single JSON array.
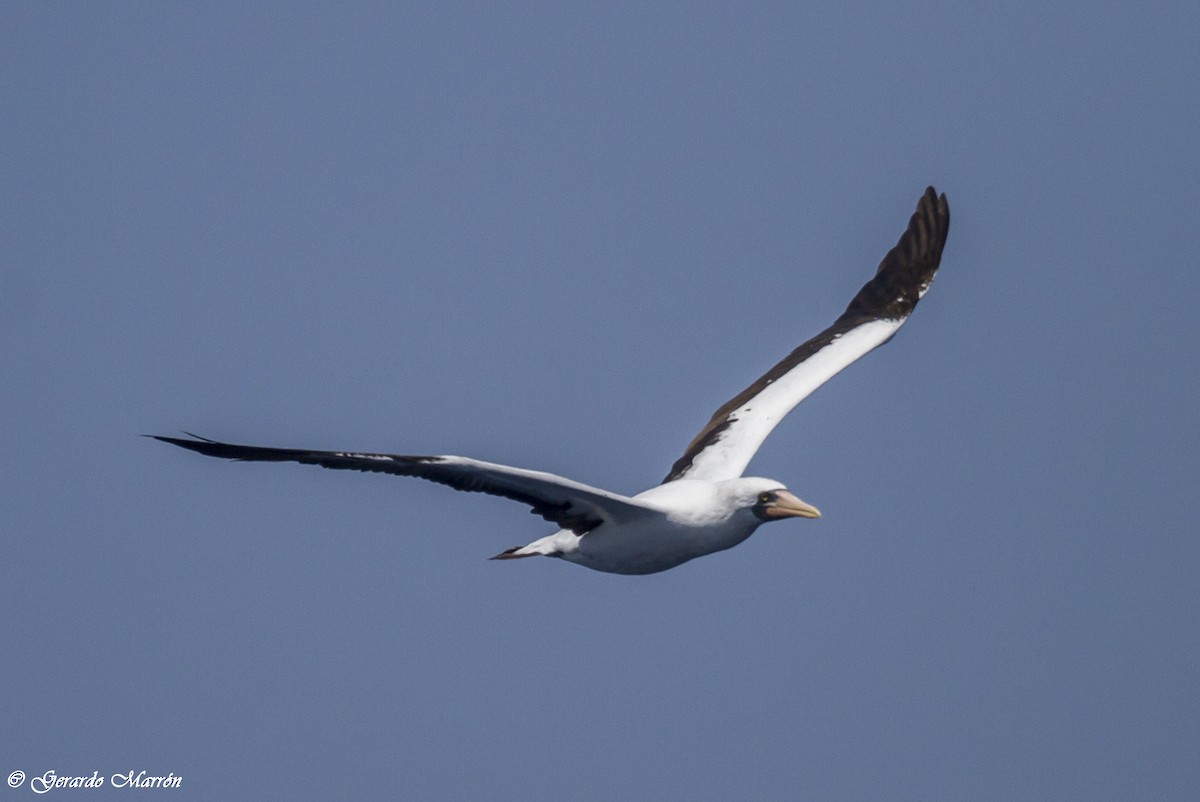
[[489, 532, 570, 561], [490, 546, 541, 560]]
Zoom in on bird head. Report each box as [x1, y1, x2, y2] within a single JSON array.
[[735, 478, 821, 522]]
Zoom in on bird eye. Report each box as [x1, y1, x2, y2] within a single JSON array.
[[758, 492, 771, 504]]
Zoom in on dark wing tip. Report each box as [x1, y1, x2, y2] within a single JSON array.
[[147, 433, 310, 462], [147, 433, 251, 459], [841, 186, 950, 322]]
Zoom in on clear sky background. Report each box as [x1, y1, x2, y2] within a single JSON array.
[[3, 2, 1197, 800]]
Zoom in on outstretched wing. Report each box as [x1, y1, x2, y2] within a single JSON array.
[[151, 434, 659, 535], [663, 186, 950, 483]]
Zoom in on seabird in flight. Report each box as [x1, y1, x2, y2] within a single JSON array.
[[153, 187, 949, 575]]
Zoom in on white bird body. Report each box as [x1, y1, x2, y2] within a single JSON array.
[[153, 188, 949, 575], [514, 478, 793, 575]]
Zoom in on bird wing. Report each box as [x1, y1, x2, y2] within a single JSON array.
[[151, 434, 659, 535], [663, 186, 950, 483]]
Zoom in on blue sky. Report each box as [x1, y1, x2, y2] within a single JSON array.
[[3, 2, 1198, 799]]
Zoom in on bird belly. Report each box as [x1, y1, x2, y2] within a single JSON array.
[[562, 518, 757, 575]]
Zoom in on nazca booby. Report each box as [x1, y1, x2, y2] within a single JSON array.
[[153, 187, 949, 574]]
